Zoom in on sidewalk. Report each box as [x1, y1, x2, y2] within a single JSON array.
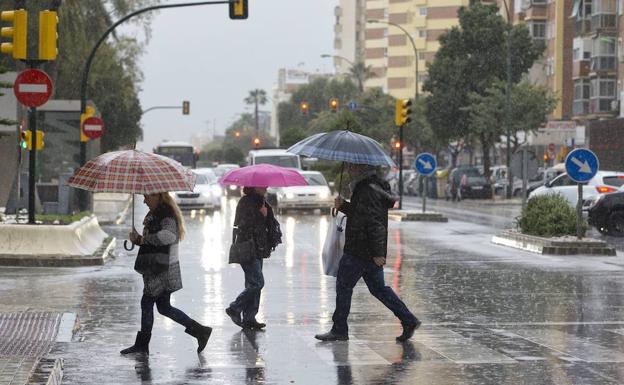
[[0, 311, 77, 385]]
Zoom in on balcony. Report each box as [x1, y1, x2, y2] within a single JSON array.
[[591, 14, 616, 32], [590, 56, 617, 73], [573, 100, 590, 117], [573, 60, 591, 78], [590, 98, 617, 114]]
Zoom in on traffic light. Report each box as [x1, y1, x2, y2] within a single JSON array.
[[329, 98, 339, 113], [234, 131, 241, 138], [395, 99, 412, 126], [182, 100, 190, 115], [253, 137, 261, 148], [35, 130, 44, 150], [229, 0, 248, 19], [395, 141, 401, 150], [80, 106, 95, 142], [543, 153, 549, 162], [38, 10, 58, 61], [0, 9, 27, 60], [300, 101, 309, 115], [20, 129, 31, 150]]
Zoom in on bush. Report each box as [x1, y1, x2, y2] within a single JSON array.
[[518, 194, 587, 237]]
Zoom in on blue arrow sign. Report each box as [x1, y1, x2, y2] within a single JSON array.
[[414, 152, 437, 177], [565, 148, 599, 183], [347, 101, 358, 111]]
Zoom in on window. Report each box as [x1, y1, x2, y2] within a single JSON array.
[[593, 0, 616, 13], [528, 21, 546, 39], [531, 0, 547, 4], [550, 174, 574, 187], [418, 30, 427, 38], [574, 79, 591, 100], [418, 52, 426, 60], [419, 8, 427, 16], [591, 37, 617, 70], [590, 77, 617, 112]]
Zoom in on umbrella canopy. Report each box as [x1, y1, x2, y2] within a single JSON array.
[[218, 164, 308, 187], [68, 149, 196, 194], [287, 130, 396, 167]]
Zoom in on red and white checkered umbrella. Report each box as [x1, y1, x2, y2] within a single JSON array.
[[68, 149, 196, 194]]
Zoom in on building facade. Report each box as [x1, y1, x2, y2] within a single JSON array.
[[333, 0, 367, 74]]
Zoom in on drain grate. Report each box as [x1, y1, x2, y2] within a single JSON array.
[[0, 312, 62, 358]]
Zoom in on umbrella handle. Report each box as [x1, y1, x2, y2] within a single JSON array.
[[124, 240, 135, 251]]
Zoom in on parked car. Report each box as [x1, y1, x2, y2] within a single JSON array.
[[214, 163, 241, 197], [588, 190, 624, 236], [529, 171, 624, 210], [170, 169, 222, 211], [272, 171, 333, 214], [446, 166, 492, 200], [525, 165, 565, 196]]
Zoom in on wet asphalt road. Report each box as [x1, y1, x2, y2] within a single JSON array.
[[3, 197, 624, 384]]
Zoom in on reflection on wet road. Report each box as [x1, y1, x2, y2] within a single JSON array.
[[2, 196, 624, 384]]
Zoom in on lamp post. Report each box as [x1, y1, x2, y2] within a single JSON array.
[[501, 0, 513, 199], [367, 19, 419, 209], [320, 54, 364, 91]]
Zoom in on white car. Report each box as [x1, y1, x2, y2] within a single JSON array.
[[171, 169, 223, 211], [214, 163, 241, 197], [528, 171, 624, 210], [273, 171, 333, 214]]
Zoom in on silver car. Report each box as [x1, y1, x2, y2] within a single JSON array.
[[273, 171, 333, 214], [171, 169, 222, 211]]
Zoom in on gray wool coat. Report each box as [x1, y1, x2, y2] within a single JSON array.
[[140, 212, 183, 297]]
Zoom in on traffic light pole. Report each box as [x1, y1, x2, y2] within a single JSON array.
[[398, 124, 404, 210], [77, 0, 232, 211], [28, 104, 36, 224]]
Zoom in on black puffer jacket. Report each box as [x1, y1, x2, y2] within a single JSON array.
[[339, 174, 397, 260], [234, 192, 282, 259]]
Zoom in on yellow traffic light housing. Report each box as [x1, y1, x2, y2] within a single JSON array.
[[35, 130, 44, 150], [80, 106, 95, 142], [182, 100, 190, 115], [395, 99, 412, 126], [38, 10, 58, 61], [1, 9, 27, 60], [21, 129, 31, 150], [229, 0, 248, 20], [300, 101, 309, 115], [329, 98, 338, 113]]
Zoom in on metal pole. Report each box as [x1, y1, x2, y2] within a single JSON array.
[[577, 183, 583, 240], [502, 0, 513, 199], [521, 148, 528, 210], [423, 175, 427, 214], [399, 125, 404, 210], [27, 106, 36, 224]]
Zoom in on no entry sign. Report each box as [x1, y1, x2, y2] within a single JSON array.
[[82, 116, 105, 139], [13, 69, 53, 107]]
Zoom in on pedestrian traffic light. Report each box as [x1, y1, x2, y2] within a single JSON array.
[[395, 99, 412, 126], [38, 10, 58, 61], [35, 130, 44, 150], [20, 129, 31, 150], [329, 98, 339, 113], [0, 9, 27, 60], [229, 0, 248, 19], [300, 101, 309, 115], [182, 100, 190, 115], [80, 106, 95, 142], [253, 137, 261, 149]]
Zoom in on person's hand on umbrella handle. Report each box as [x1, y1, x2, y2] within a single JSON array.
[[259, 205, 268, 217], [129, 228, 142, 245], [334, 196, 345, 210]]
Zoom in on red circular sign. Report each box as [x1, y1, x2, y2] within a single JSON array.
[[13, 69, 53, 107], [82, 116, 105, 139]]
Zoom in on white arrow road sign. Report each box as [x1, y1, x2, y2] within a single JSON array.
[[418, 158, 433, 170], [571, 157, 592, 173]]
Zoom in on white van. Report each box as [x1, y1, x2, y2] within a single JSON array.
[[247, 149, 302, 169]]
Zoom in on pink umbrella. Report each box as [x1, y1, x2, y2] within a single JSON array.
[[219, 164, 308, 187]]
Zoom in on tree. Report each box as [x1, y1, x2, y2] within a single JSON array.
[[245, 89, 268, 135], [348, 61, 375, 93], [423, 0, 543, 175], [0, 64, 17, 126]]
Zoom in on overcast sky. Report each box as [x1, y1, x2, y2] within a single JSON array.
[[136, 0, 336, 152]]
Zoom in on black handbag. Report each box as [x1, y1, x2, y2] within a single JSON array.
[[228, 228, 256, 264], [134, 244, 170, 274]]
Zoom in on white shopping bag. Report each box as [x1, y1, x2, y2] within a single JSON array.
[[322, 212, 346, 277]]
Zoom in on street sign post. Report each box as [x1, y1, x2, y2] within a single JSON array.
[[511, 149, 539, 209], [347, 101, 358, 111], [414, 153, 437, 214], [13, 69, 52, 107], [82, 116, 104, 140], [565, 148, 599, 240]]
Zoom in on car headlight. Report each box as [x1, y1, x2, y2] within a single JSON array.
[[229, 185, 237, 190], [319, 191, 329, 199], [285, 193, 295, 199], [212, 186, 222, 197], [201, 191, 212, 198]]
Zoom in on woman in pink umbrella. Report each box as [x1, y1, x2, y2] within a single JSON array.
[[225, 185, 282, 330]]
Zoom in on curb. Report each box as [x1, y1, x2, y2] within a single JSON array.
[[492, 230, 616, 256], [0, 236, 116, 267], [389, 210, 448, 222]]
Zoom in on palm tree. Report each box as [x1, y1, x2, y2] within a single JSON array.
[[244, 89, 268, 135], [349, 62, 376, 92]]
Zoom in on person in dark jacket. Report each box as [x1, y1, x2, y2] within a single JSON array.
[[225, 186, 281, 330], [121, 192, 212, 355], [315, 163, 421, 342]]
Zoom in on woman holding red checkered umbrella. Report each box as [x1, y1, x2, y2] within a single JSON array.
[[69, 149, 212, 355]]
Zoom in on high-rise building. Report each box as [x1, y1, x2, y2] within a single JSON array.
[[332, 0, 367, 74]]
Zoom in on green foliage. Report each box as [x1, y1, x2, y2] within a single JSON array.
[[35, 211, 91, 225], [518, 194, 586, 237]]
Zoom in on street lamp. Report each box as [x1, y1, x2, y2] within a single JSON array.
[[367, 19, 419, 209], [500, 0, 514, 199], [320, 54, 364, 92]]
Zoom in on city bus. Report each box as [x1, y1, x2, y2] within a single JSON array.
[[153, 141, 197, 168]]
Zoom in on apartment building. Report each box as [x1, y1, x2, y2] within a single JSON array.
[[332, 0, 367, 74], [364, 0, 471, 99]]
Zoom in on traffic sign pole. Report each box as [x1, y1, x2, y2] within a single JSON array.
[[414, 153, 437, 214], [577, 183, 583, 240], [565, 148, 599, 240]]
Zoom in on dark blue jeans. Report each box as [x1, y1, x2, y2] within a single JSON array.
[[140, 292, 193, 333], [331, 253, 418, 335], [230, 258, 264, 322]]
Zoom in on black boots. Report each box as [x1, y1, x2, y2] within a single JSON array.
[[185, 320, 213, 353], [396, 319, 421, 342], [120, 331, 151, 355], [314, 330, 349, 341]]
